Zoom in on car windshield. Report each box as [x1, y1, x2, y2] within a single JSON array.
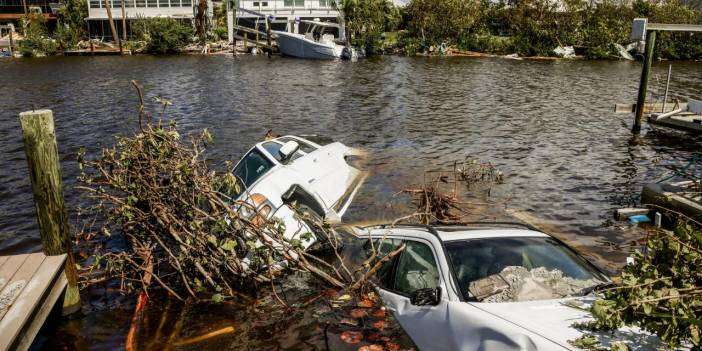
[[231, 148, 274, 197], [445, 237, 607, 303]]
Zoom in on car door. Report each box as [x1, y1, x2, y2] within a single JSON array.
[[375, 238, 452, 350]]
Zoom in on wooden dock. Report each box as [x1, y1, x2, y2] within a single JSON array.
[[0, 253, 68, 351]]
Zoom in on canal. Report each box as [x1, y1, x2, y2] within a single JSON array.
[[1, 55, 701, 349]]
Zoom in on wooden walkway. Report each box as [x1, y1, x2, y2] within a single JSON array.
[[0, 253, 67, 351]]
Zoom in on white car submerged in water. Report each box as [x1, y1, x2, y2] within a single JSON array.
[[230, 135, 366, 249], [357, 223, 661, 351]]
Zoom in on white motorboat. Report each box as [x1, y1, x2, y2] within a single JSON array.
[[274, 20, 356, 60]]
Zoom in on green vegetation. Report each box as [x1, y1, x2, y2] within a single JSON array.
[[19, 13, 58, 57], [572, 218, 702, 349], [336, 0, 400, 53], [390, 0, 702, 59], [131, 17, 193, 54], [55, 0, 88, 49]]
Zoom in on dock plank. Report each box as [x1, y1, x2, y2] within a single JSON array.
[[0, 254, 66, 351], [0, 254, 45, 321], [0, 256, 9, 270], [0, 254, 29, 292]]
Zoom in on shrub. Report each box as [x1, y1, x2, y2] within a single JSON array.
[[509, 0, 584, 57], [55, 0, 88, 49], [19, 13, 58, 57], [404, 0, 481, 45], [581, 0, 636, 59], [132, 17, 193, 54], [337, 0, 400, 53], [458, 33, 514, 54], [648, 0, 702, 60]]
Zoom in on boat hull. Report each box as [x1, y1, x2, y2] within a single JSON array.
[[274, 31, 342, 59]]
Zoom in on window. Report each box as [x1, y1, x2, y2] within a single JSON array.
[[232, 148, 274, 195], [147, 0, 156, 7], [364, 238, 402, 290], [89, 0, 101, 8], [181, 0, 191, 7], [253, 1, 258, 5], [135, 0, 145, 7], [445, 237, 608, 301], [158, 0, 169, 7], [319, 0, 333, 7], [261, 1, 267, 5], [277, 137, 317, 154], [284, 0, 303, 6], [394, 241, 440, 295]]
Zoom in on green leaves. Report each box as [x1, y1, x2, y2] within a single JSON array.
[[586, 219, 702, 348], [211, 293, 224, 303], [220, 239, 237, 252]]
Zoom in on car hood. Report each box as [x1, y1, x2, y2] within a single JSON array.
[[471, 297, 662, 350]]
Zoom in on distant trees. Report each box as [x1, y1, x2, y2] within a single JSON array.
[[19, 12, 58, 56], [132, 17, 193, 54], [336, 0, 400, 52], [395, 0, 702, 59], [55, 0, 89, 49]]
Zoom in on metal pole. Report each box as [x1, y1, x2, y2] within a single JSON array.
[[633, 30, 657, 134], [662, 64, 672, 113]]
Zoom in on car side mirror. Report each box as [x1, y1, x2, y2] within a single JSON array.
[[410, 287, 441, 306], [278, 141, 300, 163]]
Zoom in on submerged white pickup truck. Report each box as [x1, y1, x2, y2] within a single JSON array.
[[230, 135, 366, 248]]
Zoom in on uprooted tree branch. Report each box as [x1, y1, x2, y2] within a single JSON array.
[[76, 82, 378, 302]]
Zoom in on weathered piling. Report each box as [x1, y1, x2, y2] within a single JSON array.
[[19, 110, 80, 315], [8, 30, 13, 57], [633, 30, 656, 134], [266, 15, 272, 57]]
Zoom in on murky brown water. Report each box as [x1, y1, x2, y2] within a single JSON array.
[[1, 55, 701, 350]]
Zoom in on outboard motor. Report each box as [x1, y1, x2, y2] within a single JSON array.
[[341, 47, 354, 60]]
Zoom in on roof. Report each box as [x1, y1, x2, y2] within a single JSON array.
[[363, 224, 548, 242]]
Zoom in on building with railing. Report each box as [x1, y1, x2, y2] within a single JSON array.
[[86, 0, 194, 39], [234, 0, 339, 32]]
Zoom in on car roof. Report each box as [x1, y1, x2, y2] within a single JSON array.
[[363, 224, 548, 243]]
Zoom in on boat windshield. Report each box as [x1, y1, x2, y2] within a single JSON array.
[[231, 148, 274, 198], [445, 237, 608, 302]]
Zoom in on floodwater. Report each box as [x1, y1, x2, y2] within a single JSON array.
[[1, 55, 701, 349]]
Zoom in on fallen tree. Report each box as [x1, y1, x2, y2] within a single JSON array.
[[570, 210, 702, 349], [76, 81, 369, 301]]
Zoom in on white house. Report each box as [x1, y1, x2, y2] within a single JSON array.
[[86, 0, 195, 39], [234, 0, 339, 33]]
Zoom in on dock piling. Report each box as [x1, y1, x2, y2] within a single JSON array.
[[9, 29, 13, 57], [633, 30, 656, 134], [19, 109, 81, 315]]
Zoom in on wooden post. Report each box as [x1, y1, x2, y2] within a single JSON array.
[[103, 0, 120, 48], [265, 15, 272, 57], [121, 0, 127, 42], [8, 29, 13, 58], [19, 110, 81, 315], [633, 30, 656, 134]]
